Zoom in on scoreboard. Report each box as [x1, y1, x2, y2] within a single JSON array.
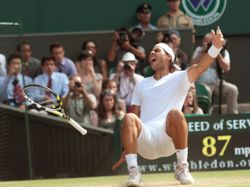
[[138, 114, 250, 173]]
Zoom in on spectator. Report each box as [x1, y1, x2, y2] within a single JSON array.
[[16, 41, 42, 79], [132, 3, 157, 31], [110, 52, 144, 111], [109, 61, 124, 78], [182, 89, 203, 115], [49, 43, 77, 77], [191, 33, 239, 114], [62, 75, 97, 126], [157, 0, 195, 42], [102, 79, 126, 113], [81, 40, 108, 80], [0, 54, 32, 109], [107, 27, 146, 64], [156, 31, 171, 44], [169, 29, 189, 70], [34, 56, 69, 98], [76, 51, 103, 98], [97, 89, 124, 131], [0, 53, 6, 76]]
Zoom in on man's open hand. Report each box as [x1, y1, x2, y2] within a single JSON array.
[[211, 26, 225, 49]]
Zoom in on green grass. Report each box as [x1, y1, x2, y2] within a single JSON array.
[[0, 170, 249, 187]]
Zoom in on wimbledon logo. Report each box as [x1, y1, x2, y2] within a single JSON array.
[[182, 0, 227, 26]]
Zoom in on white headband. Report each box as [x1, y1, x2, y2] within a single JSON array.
[[154, 43, 175, 63]]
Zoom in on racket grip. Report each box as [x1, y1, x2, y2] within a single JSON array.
[[68, 118, 87, 135]]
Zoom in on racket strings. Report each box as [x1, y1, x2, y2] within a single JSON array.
[[24, 85, 61, 110]]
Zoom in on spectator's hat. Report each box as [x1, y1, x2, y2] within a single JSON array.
[[136, 3, 152, 13], [122, 52, 137, 63], [122, 52, 138, 71]]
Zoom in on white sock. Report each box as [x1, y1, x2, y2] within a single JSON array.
[[125, 154, 138, 171], [176, 148, 188, 164]]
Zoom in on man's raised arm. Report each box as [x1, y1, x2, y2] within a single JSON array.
[[188, 27, 225, 83]]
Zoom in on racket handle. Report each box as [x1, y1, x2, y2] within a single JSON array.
[[68, 118, 87, 135]]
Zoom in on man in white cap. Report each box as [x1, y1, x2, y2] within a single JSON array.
[[110, 52, 144, 111], [118, 27, 225, 186]]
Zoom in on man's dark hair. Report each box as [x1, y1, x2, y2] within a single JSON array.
[[41, 56, 55, 66], [49, 43, 64, 53], [16, 41, 31, 52], [7, 53, 21, 65], [77, 50, 94, 61], [81, 40, 97, 51]]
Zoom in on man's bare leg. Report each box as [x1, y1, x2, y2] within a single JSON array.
[[121, 113, 143, 186], [166, 109, 188, 149], [166, 109, 194, 184], [122, 113, 142, 169]]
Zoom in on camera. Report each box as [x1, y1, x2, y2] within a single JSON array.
[[74, 82, 82, 88], [116, 27, 129, 43], [118, 31, 128, 42], [124, 63, 132, 70], [116, 26, 145, 47]]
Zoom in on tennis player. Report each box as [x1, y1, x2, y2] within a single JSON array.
[[121, 27, 224, 186]]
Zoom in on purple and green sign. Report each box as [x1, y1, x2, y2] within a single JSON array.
[[182, 0, 227, 26]]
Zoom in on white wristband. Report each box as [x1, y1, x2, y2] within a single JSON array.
[[208, 45, 221, 58]]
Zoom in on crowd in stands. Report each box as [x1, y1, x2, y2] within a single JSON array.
[[0, 0, 239, 131]]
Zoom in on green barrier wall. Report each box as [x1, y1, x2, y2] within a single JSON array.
[[0, 104, 113, 180], [0, 0, 250, 35]]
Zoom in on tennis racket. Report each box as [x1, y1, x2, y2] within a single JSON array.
[[23, 84, 87, 135]]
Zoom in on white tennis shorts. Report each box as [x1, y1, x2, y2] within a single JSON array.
[[137, 121, 176, 160]]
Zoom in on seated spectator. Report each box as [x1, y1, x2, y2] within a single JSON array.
[[191, 33, 239, 114], [110, 52, 144, 111], [16, 41, 42, 79], [0, 53, 6, 76], [81, 40, 108, 80], [34, 56, 69, 98], [132, 3, 157, 31], [169, 29, 189, 70], [50, 43, 77, 77], [109, 61, 124, 78], [0, 54, 32, 109], [182, 89, 203, 115], [62, 75, 97, 126], [102, 79, 126, 113], [156, 31, 171, 44], [97, 89, 124, 131], [76, 51, 103, 98], [107, 27, 146, 64]]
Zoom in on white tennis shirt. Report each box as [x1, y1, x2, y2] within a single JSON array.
[[131, 70, 191, 128]]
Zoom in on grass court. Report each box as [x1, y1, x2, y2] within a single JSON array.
[[0, 170, 249, 187]]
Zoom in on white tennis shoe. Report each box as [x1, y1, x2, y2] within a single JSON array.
[[174, 162, 195, 185], [126, 167, 143, 187]]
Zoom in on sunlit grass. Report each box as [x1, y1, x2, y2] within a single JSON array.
[[0, 170, 249, 187]]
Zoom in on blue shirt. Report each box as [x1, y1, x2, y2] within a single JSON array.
[[34, 72, 69, 97], [0, 73, 32, 105], [133, 23, 157, 31], [57, 57, 77, 77]]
